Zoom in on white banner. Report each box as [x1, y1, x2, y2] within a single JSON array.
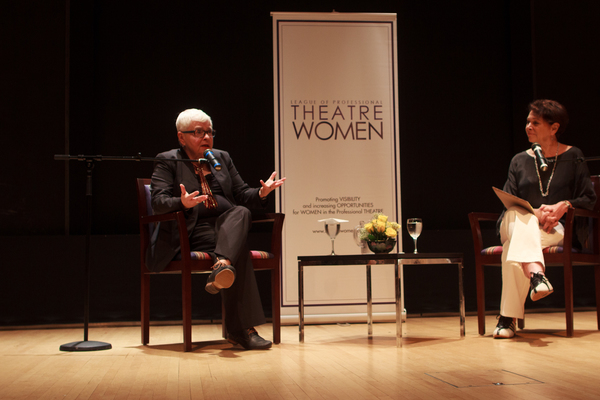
[[272, 12, 401, 323]]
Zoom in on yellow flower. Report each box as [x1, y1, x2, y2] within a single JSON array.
[[361, 213, 400, 241]]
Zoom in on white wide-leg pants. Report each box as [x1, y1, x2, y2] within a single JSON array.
[[499, 206, 564, 319]]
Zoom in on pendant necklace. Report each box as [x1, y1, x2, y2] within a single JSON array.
[[534, 142, 559, 197]]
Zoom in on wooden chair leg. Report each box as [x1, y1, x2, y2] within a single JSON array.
[[564, 261, 574, 337], [518, 318, 525, 329], [182, 271, 192, 352], [272, 267, 281, 344], [475, 261, 486, 335], [596, 265, 600, 331], [222, 302, 227, 339], [141, 273, 150, 345]]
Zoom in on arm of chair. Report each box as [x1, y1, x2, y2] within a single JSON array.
[[468, 212, 501, 255], [573, 208, 600, 218], [140, 210, 194, 266], [568, 207, 600, 254], [140, 212, 180, 225], [252, 212, 285, 257]]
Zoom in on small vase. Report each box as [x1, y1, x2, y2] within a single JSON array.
[[367, 239, 396, 254]]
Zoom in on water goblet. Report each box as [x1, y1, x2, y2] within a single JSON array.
[[407, 218, 423, 253], [325, 222, 341, 255]]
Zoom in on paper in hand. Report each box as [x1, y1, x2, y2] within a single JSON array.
[[492, 187, 535, 213]]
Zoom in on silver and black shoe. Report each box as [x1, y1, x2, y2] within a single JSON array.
[[530, 272, 553, 301]]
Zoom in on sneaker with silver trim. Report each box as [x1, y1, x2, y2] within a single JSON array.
[[530, 272, 553, 301], [493, 315, 516, 339]]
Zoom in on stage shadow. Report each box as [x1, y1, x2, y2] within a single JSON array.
[[128, 340, 260, 358], [490, 329, 598, 347], [307, 334, 463, 348]]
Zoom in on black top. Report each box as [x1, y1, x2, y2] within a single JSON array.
[[498, 146, 597, 247], [502, 146, 596, 210]]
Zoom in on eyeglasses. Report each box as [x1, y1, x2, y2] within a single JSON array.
[[181, 129, 216, 138]]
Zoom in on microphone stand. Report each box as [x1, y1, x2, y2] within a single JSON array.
[[575, 156, 600, 163], [54, 153, 206, 351], [549, 156, 600, 164]]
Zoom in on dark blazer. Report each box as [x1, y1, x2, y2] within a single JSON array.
[[145, 147, 266, 272]]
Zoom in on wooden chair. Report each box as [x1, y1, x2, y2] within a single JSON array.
[[136, 178, 284, 351], [468, 175, 600, 337]]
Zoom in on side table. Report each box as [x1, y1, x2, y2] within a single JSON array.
[[298, 252, 465, 347]]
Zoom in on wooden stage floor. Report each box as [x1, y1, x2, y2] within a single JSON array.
[[1, 312, 600, 399]]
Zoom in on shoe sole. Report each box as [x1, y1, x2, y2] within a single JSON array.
[[227, 337, 272, 350], [493, 331, 515, 339], [214, 268, 235, 289], [205, 268, 235, 294], [531, 288, 554, 301]]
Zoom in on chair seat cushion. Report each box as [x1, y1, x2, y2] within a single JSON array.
[[481, 245, 577, 255], [184, 251, 274, 260], [190, 251, 212, 260], [250, 250, 275, 259]]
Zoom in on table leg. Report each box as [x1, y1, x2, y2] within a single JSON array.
[[367, 264, 373, 337], [298, 261, 304, 343], [395, 260, 402, 347]]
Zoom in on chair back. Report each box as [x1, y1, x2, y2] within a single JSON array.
[[136, 178, 154, 253], [588, 176, 600, 252], [592, 176, 600, 213]]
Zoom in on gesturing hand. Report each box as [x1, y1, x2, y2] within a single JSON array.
[[180, 184, 208, 209], [259, 171, 286, 198]]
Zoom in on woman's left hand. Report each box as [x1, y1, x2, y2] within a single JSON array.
[[259, 171, 286, 198]]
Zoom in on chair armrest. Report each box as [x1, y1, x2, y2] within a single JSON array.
[[573, 208, 600, 219], [564, 207, 600, 254], [468, 212, 501, 254], [252, 212, 285, 257], [140, 211, 191, 250], [140, 212, 180, 225]]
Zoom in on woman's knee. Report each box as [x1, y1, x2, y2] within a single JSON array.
[[231, 206, 252, 222]]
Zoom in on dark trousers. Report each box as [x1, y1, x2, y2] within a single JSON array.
[[189, 206, 266, 333]]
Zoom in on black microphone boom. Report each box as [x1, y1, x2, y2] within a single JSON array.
[[203, 149, 222, 171], [531, 143, 548, 172]]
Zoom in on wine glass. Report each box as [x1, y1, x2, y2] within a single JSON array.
[[407, 218, 423, 253], [325, 222, 341, 255]]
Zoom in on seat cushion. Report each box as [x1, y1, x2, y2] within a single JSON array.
[[250, 250, 275, 259], [190, 251, 212, 260], [182, 251, 274, 260], [481, 245, 576, 255]]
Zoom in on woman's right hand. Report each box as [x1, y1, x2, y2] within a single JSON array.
[[180, 183, 208, 209]]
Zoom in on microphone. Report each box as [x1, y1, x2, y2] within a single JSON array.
[[203, 149, 222, 171], [531, 143, 548, 172]]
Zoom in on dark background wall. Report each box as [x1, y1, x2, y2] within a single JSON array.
[[1, 0, 599, 326]]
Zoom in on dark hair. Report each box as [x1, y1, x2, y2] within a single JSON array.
[[528, 99, 569, 139]]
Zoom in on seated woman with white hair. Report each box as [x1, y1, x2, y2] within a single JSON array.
[[147, 108, 286, 349]]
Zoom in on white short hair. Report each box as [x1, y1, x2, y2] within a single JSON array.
[[175, 109, 212, 131]]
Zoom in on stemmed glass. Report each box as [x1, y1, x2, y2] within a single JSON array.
[[325, 222, 341, 255], [407, 218, 423, 253]]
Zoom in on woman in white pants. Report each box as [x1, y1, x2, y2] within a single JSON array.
[[494, 100, 596, 339]]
